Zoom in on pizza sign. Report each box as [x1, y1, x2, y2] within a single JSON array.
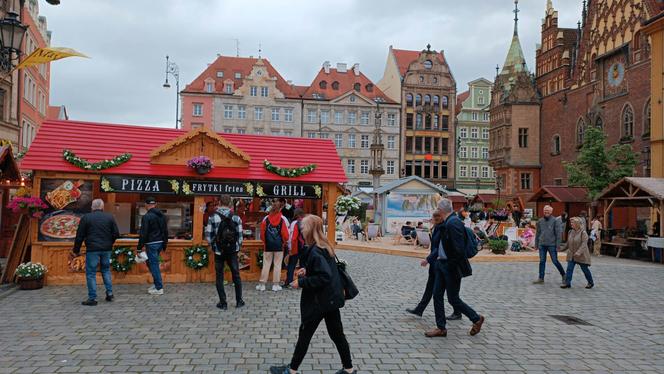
[[101, 176, 179, 194]]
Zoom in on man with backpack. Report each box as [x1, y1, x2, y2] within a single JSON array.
[[259, 199, 290, 292], [205, 195, 244, 310], [284, 208, 306, 289]]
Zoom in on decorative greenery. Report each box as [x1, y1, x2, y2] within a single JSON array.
[[15, 262, 47, 279], [263, 159, 317, 178], [63, 149, 132, 171], [488, 239, 508, 255], [7, 196, 48, 218], [169, 180, 180, 193], [183, 246, 209, 270], [335, 195, 361, 214], [255, 184, 265, 197], [243, 182, 254, 196], [564, 126, 638, 200], [111, 247, 136, 272], [100, 177, 113, 192], [313, 185, 322, 198], [187, 156, 213, 170], [182, 181, 192, 195]]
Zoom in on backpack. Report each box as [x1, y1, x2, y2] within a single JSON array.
[[463, 226, 479, 259], [214, 213, 239, 253], [265, 218, 284, 251], [295, 221, 305, 252]]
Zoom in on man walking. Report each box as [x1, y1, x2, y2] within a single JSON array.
[[425, 198, 485, 337], [533, 205, 565, 284], [205, 195, 244, 310], [137, 197, 169, 295], [71, 199, 119, 306], [284, 208, 306, 289]]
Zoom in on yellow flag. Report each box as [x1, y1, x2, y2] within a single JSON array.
[[14, 47, 88, 70]]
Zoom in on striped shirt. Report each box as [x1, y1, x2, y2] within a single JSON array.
[[205, 207, 243, 255]]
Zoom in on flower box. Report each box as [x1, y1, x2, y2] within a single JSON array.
[[17, 276, 44, 290]]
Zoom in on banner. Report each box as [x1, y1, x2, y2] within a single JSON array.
[[181, 180, 253, 197], [256, 183, 322, 199], [15, 47, 88, 70], [101, 176, 179, 194]]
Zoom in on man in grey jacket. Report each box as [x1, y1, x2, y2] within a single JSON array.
[[533, 205, 566, 284]]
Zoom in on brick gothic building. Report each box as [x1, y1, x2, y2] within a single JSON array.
[[537, 0, 664, 185], [489, 4, 541, 207]]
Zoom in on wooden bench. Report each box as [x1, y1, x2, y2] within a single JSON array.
[[601, 241, 633, 258]]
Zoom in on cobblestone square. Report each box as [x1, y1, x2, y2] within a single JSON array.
[[1, 251, 664, 373]]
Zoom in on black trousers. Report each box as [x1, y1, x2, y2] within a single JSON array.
[[290, 308, 353, 371], [414, 262, 460, 315], [214, 252, 242, 304]]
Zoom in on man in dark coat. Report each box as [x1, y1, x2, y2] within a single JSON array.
[[71, 199, 119, 306], [425, 198, 485, 338], [137, 197, 169, 295]]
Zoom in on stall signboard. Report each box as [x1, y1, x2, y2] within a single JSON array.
[[182, 180, 253, 197], [101, 176, 179, 194], [38, 178, 94, 242], [384, 193, 439, 234], [256, 183, 322, 199]]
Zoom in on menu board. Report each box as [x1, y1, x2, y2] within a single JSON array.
[[38, 179, 93, 242]]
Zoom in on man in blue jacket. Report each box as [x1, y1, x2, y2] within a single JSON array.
[[425, 198, 485, 337]]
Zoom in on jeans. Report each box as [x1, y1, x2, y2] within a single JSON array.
[[146, 242, 164, 290], [564, 261, 594, 286], [85, 251, 112, 300], [259, 251, 283, 284], [289, 308, 352, 371], [433, 260, 480, 330], [214, 251, 242, 304], [285, 253, 299, 285], [413, 264, 436, 314], [538, 245, 565, 280]]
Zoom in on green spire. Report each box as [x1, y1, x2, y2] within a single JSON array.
[[500, 0, 528, 75]]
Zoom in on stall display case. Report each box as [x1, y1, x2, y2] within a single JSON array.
[[135, 202, 192, 237]]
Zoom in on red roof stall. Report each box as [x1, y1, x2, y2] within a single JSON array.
[[20, 120, 347, 285]]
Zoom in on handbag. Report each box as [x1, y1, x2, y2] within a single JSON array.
[[335, 256, 359, 300]]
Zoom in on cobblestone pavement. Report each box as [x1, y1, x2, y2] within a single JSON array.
[[1, 251, 664, 373]]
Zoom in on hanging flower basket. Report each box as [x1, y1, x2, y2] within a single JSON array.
[[7, 196, 48, 219], [187, 156, 213, 175]]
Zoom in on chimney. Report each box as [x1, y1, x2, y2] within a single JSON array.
[[337, 63, 347, 73], [323, 61, 331, 74], [352, 63, 360, 76]]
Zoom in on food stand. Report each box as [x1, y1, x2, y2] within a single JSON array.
[[19, 121, 346, 285]]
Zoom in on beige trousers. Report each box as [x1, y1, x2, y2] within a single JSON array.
[[260, 251, 283, 284], [593, 239, 601, 256]]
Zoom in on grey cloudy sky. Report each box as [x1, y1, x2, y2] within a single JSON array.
[[40, 0, 583, 128]]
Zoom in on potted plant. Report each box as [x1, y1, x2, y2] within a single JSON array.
[[187, 156, 213, 175], [335, 195, 361, 216], [7, 196, 49, 219], [15, 262, 47, 290], [488, 239, 508, 255], [491, 208, 509, 222]]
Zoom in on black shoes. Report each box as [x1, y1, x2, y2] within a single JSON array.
[[335, 370, 357, 374], [585, 284, 594, 289], [447, 313, 462, 320], [236, 300, 246, 308], [560, 284, 571, 289], [406, 308, 423, 317], [81, 299, 97, 306], [105, 292, 114, 302], [216, 302, 228, 310]]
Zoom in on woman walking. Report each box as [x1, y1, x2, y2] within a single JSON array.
[[560, 217, 594, 289], [270, 215, 356, 374]]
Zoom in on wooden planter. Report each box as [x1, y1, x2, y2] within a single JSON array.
[[17, 276, 45, 290]]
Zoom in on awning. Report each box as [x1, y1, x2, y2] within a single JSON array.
[[528, 186, 590, 203], [595, 177, 664, 207]]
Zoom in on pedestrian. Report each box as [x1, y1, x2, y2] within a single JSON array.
[[560, 217, 595, 289], [137, 196, 169, 295], [269, 215, 355, 374], [205, 195, 245, 310], [284, 208, 306, 289], [533, 205, 565, 284], [71, 199, 119, 306], [459, 207, 472, 227], [590, 215, 603, 256], [258, 199, 290, 291], [425, 198, 485, 338], [281, 198, 295, 223], [406, 210, 444, 317]]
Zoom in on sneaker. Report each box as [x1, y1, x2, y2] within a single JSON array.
[[446, 313, 462, 320], [335, 370, 357, 374], [269, 365, 291, 374], [561, 273, 566, 284], [585, 283, 594, 289], [281, 282, 291, 289], [256, 283, 266, 291], [532, 279, 544, 284], [148, 288, 164, 295], [560, 284, 571, 289], [236, 300, 246, 308], [147, 285, 156, 291], [81, 299, 97, 306], [406, 308, 423, 317], [105, 292, 114, 302], [216, 302, 228, 310], [272, 284, 282, 292]]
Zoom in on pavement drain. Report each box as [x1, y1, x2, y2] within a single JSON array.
[[549, 314, 593, 326]]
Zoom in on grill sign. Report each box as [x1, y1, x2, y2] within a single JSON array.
[[257, 183, 322, 199]]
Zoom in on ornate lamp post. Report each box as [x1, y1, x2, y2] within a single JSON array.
[[162, 55, 180, 129], [370, 100, 385, 221], [0, 11, 28, 72]]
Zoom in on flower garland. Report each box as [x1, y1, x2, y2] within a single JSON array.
[[184, 246, 209, 270], [63, 149, 132, 171], [263, 159, 316, 178], [111, 247, 136, 272]]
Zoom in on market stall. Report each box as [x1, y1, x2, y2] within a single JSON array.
[[19, 121, 346, 285], [528, 186, 590, 218]]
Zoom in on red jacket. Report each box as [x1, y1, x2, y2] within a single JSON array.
[[260, 212, 290, 252], [289, 219, 304, 255]]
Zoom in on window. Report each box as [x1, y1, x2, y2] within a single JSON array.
[[478, 96, 484, 105], [250, 86, 258, 96], [472, 112, 478, 121], [225, 84, 233, 94], [622, 104, 634, 138], [470, 147, 478, 159], [644, 100, 652, 137], [442, 96, 449, 109], [206, 82, 214, 93], [361, 112, 369, 125], [406, 94, 413, 106], [441, 138, 448, 155], [459, 165, 467, 177], [354, 83, 361, 92], [576, 118, 585, 145], [308, 132, 317, 139], [482, 128, 489, 139], [320, 110, 329, 124], [332, 81, 339, 90], [424, 95, 431, 105], [335, 133, 343, 147], [261, 87, 269, 97], [518, 128, 528, 148], [346, 111, 356, 125], [416, 114, 423, 129], [433, 115, 439, 130], [483, 112, 489, 121], [415, 94, 422, 106], [459, 146, 467, 158], [552, 135, 561, 155], [320, 133, 329, 139], [271, 108, 280, 121], [284, 131, 293, 136], [307, 109, 317, 123], [284, 108, 293, 122], [520, 173, 532, 190], [349, 95, 356, 102], [224, 127, 233, 133], [387, 113, 396, 126], [255, 128, 264, 135], [406, 113, 413, 129], [554, 178, 563, 186], [348, 133, 356, 148], [441, 115, 449, 131], [459, 127, 467, 138], [319, 80, 327, 89], [360, 160, 369, 174], [361, 135, 369, 148], [424, 60, 433, 69], [365, 84, 374, 92], [234, 72, 242, 79], [470, 128, 478, 139], [271, 130, 281, 136], [482, 147, 488, 159], [433, 77, 438, 84], [254, 107, 263, 120], [193, 103, 203, 116], [470, 166, 478, 178], [237, 128, 246, 134], [595, 116, 603, 128], [347, 159, 355, 174], [387, 135, 395, 149], [433, 95, 440, 107], [335, 111, 344, 124], [419, 76, 424, 83], [481, 166, 489, 178], [387, 160, 395, 175], [224, 105, 233, 119]]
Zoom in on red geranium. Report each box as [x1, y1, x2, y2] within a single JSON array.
[[7, 196, 49, 218]]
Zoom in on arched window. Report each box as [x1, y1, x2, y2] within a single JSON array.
[[576, 118, 586, 146], [415, 94, 422, 106], [595, 116, 603, 129], [424, 94, 431, 105], [406, 93, 413, 106], [433, 95, 439, 106], [622, 104, 634, 138], [644, 99, 651, 137], [416, 113, 423, 129], [442, 95, 449, 109], [552, 134, 561, 155], [365, 83, 374, 92], [331, 81, 339, 90], [353, 83, 361, 92], [319, 80, 327, 89], [424, 60, 433, 69]]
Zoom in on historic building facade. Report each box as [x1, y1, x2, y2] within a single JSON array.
[[377, 45, 456, 188], [181, 56, 302, 136], [489, 3, 541, 207], [301, 62, 400, 191], [455, 78, 494, 193]]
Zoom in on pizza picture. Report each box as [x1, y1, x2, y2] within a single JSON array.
[[45, 180, 84, 210], [40, 214, 81, 239]]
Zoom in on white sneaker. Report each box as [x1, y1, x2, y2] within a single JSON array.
[[256, 283, 266, 291], [148, 288, 164, 295], [147, 285, 156, 291], [272, 284, 282, 292]]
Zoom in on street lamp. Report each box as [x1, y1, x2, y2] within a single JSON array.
[[0, 11, 28, 72], [163, 55, 180, 129]]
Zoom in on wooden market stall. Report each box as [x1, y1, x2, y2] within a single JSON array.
[[19, 120, 346, 285], [528, 186, 590, 218]]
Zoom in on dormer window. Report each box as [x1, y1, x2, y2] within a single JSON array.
[[234, 72, 242, 79], [216, 71, 224, 78], [225, 83, 233, 94], [365, 84, 374, 92], [319, 80, 327, 89], [205, 82, 214, 93], [424, 60, 433, 69], [332, 81, 339, 90], [354, 83, 361, 92]]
